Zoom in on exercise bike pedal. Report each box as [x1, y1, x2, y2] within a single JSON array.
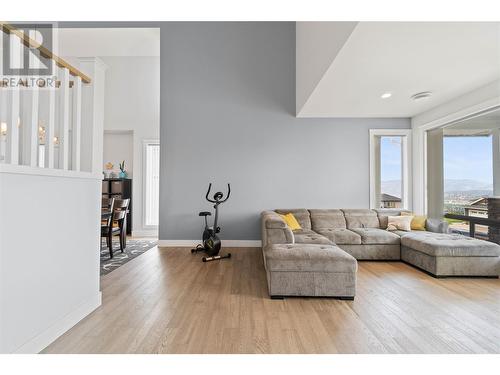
[[202, 253, 231, 262], [191, 244, 205, 253]]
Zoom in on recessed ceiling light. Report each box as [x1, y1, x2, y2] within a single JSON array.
[[411, 91, 432, 101], [381, 92, 392, 99]]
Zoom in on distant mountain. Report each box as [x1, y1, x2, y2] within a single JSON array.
[[381, 179, 493, 198], [443, 179, 493, 192]]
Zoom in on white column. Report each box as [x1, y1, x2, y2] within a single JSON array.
[[426, 128, 444, 219], [412, 127, 426, 215], [492, 128, 500, 196], [78, 57, 107, 174]]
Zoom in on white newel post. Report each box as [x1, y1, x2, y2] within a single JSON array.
[[72, 76, 82, 171], [78, 57, 107, 175]]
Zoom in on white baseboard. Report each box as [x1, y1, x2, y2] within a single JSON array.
[[132, 230, 158, 237], [14, 292, 102, 354], [158, 240, 262, 248]]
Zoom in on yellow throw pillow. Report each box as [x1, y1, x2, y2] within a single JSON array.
[[387, 215, 413, 231], [401, 211, 427, 230], [279, 213, 302, 231]]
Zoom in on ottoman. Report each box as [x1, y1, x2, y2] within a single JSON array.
[[262, 243, 357, 299], [401, 232, 500, 277]]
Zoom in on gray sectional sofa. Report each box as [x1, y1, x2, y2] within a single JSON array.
[[261, 208, 500, 299]]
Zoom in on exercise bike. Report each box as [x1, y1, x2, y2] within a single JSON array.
[[191, 183, 232, 262]]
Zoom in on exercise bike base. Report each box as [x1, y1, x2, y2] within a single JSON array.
[[202, 253, 231, 262]]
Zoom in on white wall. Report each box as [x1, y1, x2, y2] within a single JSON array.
[[103, 131, 134, 177], [100, 57, 160, 236], [0, 172, 102, 353], [160, 23, 410, 241]]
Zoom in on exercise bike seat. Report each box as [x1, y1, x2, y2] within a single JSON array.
[[199, 211, 212, 217]]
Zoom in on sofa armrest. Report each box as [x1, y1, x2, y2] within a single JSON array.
[[426, 218, 450, 233], [261, 210, 294, 245], [262, 210, 287, 229]]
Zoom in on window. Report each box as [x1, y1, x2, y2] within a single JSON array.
[[369, 129, 411, 210], [441, 129, 495, 237], [143, 140, 160, 227]]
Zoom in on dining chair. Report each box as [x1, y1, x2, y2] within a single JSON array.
[[101, 197, 115, 252], [102, 198, 130, 259]]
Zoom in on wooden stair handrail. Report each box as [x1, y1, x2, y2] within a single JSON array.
[[0, 22, 92, 84]]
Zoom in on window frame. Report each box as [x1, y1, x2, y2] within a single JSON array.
[[369, 129, 412, 210], [142, 139, 160, 229]]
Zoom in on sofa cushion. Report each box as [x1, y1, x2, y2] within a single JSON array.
[[279, 213, 301, 230], [262, 210, 287, 229], [350, 228, 401, 245], [374, 209, 412, 229], [387, 215, 413, 231], [342, 209, 380, 229], [401, 232, 500, 257], [309, 209, 346, 230], [391, 229, 429, 237], [401, 212, 427, 231], [293, 229, 333, 245], [315, 228, 362, 245], [264, 244, 357, 273], [275, 209, 311, 230]]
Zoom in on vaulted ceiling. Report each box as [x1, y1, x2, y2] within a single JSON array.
[[296, 22, 500, 118]]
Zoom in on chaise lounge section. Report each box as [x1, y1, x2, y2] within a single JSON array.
[[401, 231, 500, 277], [262, 210, 357, 299], [261, 208, 500, 299]]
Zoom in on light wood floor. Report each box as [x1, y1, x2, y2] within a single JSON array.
[[43, 247, 500, 354]]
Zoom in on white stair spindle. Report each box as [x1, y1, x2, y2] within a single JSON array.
[[71, 76, 82, 171], [58, 68, 70, 170], [28, 85, 40, 167], [46, 67, 56, 169], [6, 86, 20, 165]]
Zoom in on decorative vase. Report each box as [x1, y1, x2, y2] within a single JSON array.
[[119, 171, 127, 179]]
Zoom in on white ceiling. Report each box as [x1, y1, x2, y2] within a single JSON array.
[[297, 22, 500, 118], [54, 28, 160, 57]]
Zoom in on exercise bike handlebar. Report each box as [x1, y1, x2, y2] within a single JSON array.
[[205, 183, 213, 202], [205, 183, 231, 204]]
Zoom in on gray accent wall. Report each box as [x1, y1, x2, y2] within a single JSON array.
[[160, 22, 410, 241]]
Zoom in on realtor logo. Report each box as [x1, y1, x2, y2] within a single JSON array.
[[2, 23, 53, 76]]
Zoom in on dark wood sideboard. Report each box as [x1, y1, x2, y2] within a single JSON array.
[[102, 178, 132, 235]]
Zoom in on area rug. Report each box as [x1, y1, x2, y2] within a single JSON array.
[[100, 239, 158, 276]]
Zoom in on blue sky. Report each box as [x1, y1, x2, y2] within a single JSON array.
[[443, 136, 493, 183], [380, 135, 493, 184], [380, 136, 402, 181]]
